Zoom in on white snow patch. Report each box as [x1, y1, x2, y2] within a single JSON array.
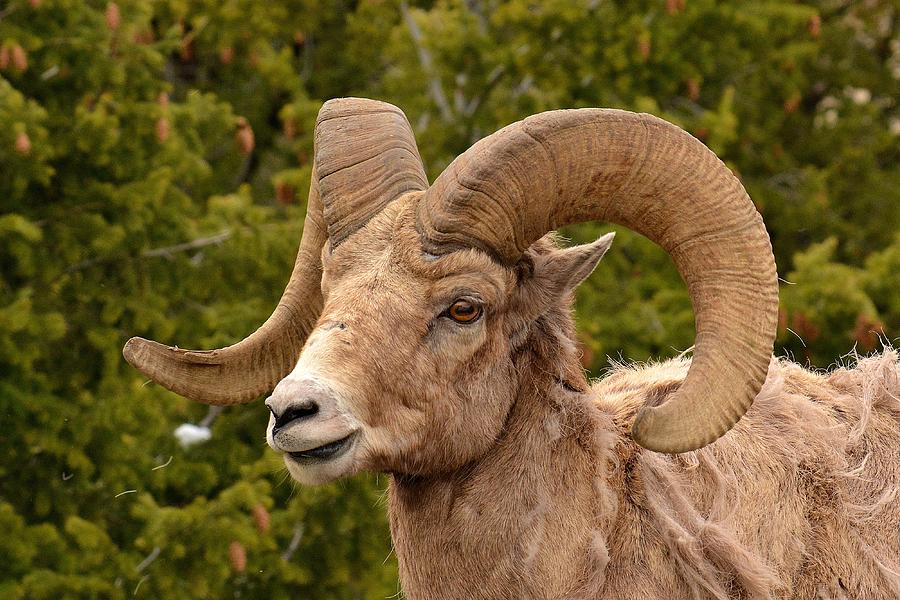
[[174, 423, 212, 448]]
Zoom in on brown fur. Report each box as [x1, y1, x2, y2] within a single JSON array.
[[268, 194, 899, 599], [594, 353, 899, 599]]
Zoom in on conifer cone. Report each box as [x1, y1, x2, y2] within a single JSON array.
[[236, 117, 255, 155], [218, 46, 234, 65], [777, 306, 788, 337], [228, 541, 247, 573], [686, 78, 701, 100], [808, 14, 821, 39], [133, 29, 155, 44], [11, 45, 27, 73], [106, 3, 121, 31], [155, 117, 170, 143], [283, 118, 297, 139], [15, 132, 32, 155], [252, 504, 271, 533], [852, 314, 883, 352], [783, 92, 801, 114], [791, 311, 821, 344], [180, 38, 195, 62], [275, 183, 296, 205], [637, 33, 651, 59]]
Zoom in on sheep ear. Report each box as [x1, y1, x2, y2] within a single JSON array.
[[535, 232, 615, 294]]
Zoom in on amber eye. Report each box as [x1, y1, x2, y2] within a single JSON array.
[[447, 299, 483, 324]]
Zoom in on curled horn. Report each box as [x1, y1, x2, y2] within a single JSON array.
[[417, 109, 778, 453], [124, 98, 427, 405]]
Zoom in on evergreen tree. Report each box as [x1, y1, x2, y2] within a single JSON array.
[[1, 1, 895, 596], [1, 1, 392, 597]]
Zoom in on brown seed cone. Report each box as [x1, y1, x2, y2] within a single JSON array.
[[29, 0, 42, 8], [158, 91, 169, 109], [105, 2, 121, 31], [235, 118, 255, 155], [637, 34, 651, 59], [14, 132, 32, 155], [777, 306, 788, 337], [228, 541, 247, 572], [283, 118, 297, 139], [133, 30, 155, 45], [252, 504, 271, 533], [218, 46, 234, 65], [783, 92, 802, 115], [155, 117, 170, 143], [180, 38, 195, 63], [852, 314, 884, 352], [0, 46, 10, 70], [275, 183, 297, 206], [808, 14, 821, 39], [686, 78, 701, 101], [791, 311, 820, 344], [11, 45, 27, 73], [772, 143, 784, 161]]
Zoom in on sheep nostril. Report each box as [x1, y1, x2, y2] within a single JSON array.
[[271, 401, 320, 435]]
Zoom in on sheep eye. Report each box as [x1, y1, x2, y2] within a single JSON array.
[[447, 299, 483, 324]]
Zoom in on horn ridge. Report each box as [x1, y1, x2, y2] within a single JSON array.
[[418, 108, 778, 453], [315, 98, 428, 247]]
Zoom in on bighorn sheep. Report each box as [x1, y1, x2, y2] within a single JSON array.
[[124, 98, 899, 599]]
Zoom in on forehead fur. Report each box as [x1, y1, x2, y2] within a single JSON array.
[[323, 193, 515, 297]]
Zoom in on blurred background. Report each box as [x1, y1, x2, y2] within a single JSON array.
[[0, 0, 896, 597]]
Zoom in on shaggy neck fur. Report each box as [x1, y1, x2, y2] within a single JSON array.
[[388, 305, 619, 599]]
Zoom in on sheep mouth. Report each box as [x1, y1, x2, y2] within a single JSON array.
[[288, 432, 357, 463]]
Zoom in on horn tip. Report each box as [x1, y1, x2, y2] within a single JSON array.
[[123, 336, 191, 370], [630, 405, 713, 454], [123, 336, 154, 369]]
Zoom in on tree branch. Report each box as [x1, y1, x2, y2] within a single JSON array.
[[198, 405, 224, 428], [281, 523, 305, 562], [464, 64, 507, 118], [61, 229, 233, 277], [135, 546, 161, 573], [141, 230, 233, 259], [0, 4, 18, 21], [463, 0, 488, 35], [400, 1, 453, 122]]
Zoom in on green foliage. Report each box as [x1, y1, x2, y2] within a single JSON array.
[[0, 0, 895, 596], [780, 235, 899, 365], [1, 1, 390, 597]]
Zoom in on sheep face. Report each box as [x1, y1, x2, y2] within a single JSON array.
[[265, 194, 612, 485]]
